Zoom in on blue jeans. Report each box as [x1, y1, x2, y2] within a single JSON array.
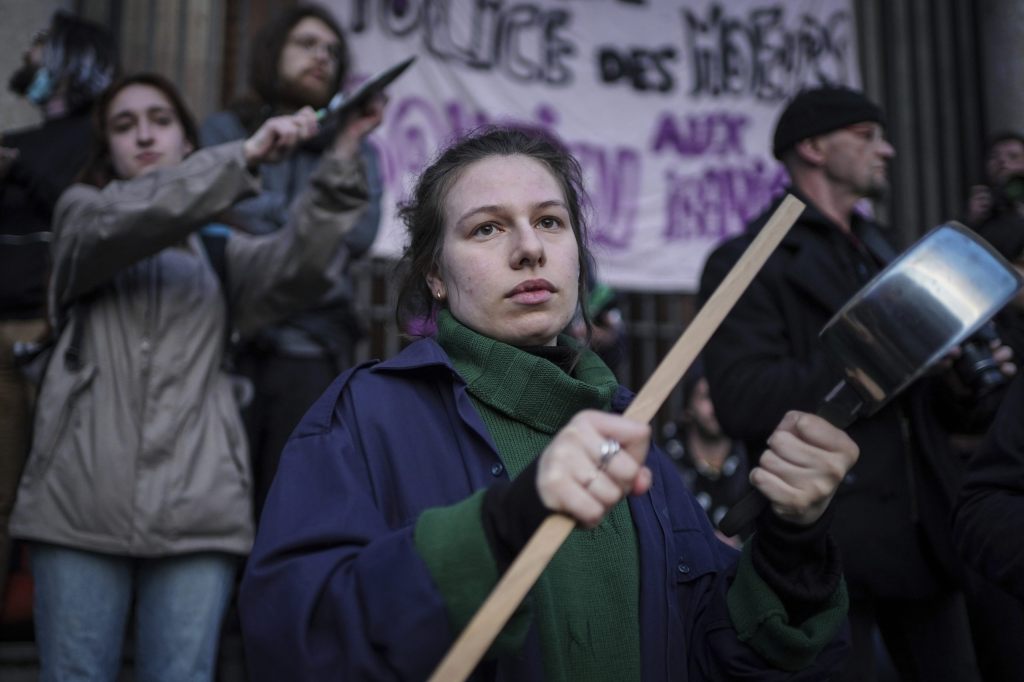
[[30, 543, 237, 682]]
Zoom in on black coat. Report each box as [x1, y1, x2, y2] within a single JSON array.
[[955, 372, 1024, 599], [0, 111, 93, 319], [699, 190, 974, 600]]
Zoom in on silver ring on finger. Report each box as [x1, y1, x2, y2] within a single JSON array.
[[597, 438, 622, 470]]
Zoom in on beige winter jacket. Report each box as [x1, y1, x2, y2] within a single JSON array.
[[10, 141, 368, 556]]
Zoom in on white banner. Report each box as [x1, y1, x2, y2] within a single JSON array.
[[333, 0, 861, 291]]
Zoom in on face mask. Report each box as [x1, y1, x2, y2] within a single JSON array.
[[26, 67, 54, 105]]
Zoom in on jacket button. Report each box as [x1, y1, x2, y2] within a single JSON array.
[[677, 563, 691, 575], [490, 463, 504, 477]]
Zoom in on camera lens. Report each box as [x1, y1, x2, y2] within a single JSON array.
[[1003, 175, 1024, 203], [954, 322, 1007, 397], [956, 342, 1004, 395]]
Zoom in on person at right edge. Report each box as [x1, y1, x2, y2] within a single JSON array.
[[699, 86, 1023, 681], [963, 132, 1024, 359]]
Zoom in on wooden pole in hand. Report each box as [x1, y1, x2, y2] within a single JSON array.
[[428, 194, 806, 682]]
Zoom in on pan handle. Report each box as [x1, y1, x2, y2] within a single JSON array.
[[716, 380, 862, 536], [717, 488, 770, 536], [815, 379, 864, 431]]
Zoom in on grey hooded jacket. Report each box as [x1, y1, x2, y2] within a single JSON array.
[[10, 141, 368, 556]]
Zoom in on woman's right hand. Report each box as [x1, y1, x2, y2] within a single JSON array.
[[243, 107, 320, 166], [535, 410, 652, 529]]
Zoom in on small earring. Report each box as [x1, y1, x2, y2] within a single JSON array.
[[435, 290, 444, 301]]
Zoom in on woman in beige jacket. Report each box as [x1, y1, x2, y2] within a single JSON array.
[[9, 72, 384, 681]]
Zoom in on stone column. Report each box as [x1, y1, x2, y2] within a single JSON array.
[[978, 0, 1024, 135]]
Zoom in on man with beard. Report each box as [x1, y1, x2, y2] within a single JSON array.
[[201, 4, 382, 519], [0, 10, 117, 607], [699, 86, 1023, 681], [965, 131, 1024, 237], [964, 132, 1024, 359]]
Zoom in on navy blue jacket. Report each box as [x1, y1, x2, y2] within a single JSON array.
[[240, 338, 846, 680]]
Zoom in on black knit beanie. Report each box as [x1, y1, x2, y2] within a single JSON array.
[[772, 86, 886, 159]]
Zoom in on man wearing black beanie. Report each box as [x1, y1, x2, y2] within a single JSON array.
[[699, 85, 1023, 681]]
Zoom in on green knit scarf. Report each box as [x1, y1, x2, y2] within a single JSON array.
[[436, 311, 642, 682]]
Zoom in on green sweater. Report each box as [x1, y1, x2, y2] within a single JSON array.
[[417, 311, 642, 681]]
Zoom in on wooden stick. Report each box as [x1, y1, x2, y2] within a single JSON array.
[[428, 194, 806, 682]]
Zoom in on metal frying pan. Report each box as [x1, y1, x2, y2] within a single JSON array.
[[718, 222, 1024, 535], [317, 56, 416, 126]]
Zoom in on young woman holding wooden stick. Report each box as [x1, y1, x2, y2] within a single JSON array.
[[240, 126, 858, 681]]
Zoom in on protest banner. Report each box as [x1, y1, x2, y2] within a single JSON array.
[[334, 0, 860, 291]]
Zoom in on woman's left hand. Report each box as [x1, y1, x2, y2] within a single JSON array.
[[330, 93, 387, 160], [243, 107, 320, 166], [750, 411, 859, 526]]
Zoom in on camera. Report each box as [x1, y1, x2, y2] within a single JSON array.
[[954, 321, 1007, 396], [993, 174, 1024, 211]]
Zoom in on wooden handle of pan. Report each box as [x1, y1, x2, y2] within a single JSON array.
[[427, 194, 806, 682]]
